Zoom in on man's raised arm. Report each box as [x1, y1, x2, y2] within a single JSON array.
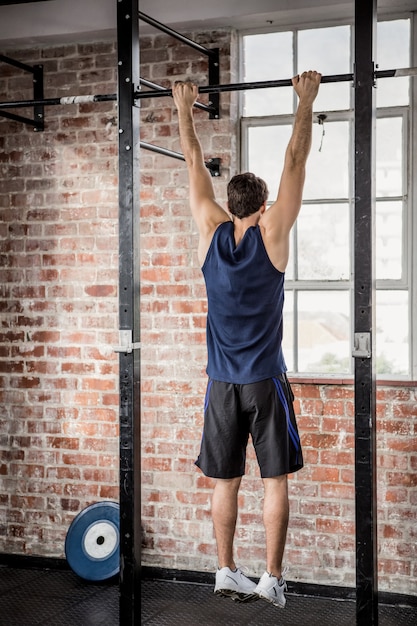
[[261, 70, 321, 271], [172, 81, 229, 248]]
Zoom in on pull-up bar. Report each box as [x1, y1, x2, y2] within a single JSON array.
[[139, 78, 216, 114], [134, 66, 417, 99], [1, 67, 415, 111], [0, 93, 117, 109]]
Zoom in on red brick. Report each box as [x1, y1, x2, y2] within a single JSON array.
[[384, 488, 408, 503], [60, 499, 81, 512], [320, 484, 355, 500], [62, 453, 98, 466], [320, 450, 354, 465], [99, 486, 118, 499], [378, 559, 411, 576], [309, 466, 340, 482]]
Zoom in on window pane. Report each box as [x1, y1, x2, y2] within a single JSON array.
[[242, 32, 293, 116], [297, 204, 350, 280], [376, 291, 408, 376], [286, 232, 295, 280], [304, 121, 350, 199], [297, 291, 350, 373], [376, 117, 403, 197], [247, 125, 292, 198], [282, 290, 294, 371], [298, 26, 351, 111], [376, 201, 403, 280], [376, 20, 410, 107]]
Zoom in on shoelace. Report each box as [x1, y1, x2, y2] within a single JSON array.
[[236, 564, 252, 578], [279, 566, 289, 589]]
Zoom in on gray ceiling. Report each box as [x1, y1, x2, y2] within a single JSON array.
[[0, 0, 416, 47]]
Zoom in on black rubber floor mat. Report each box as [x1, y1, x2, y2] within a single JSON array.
[[0, 567, 118, 626], [141, 579, 417, 626], [0, 567, 415, 625]]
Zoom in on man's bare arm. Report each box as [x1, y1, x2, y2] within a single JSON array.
[[172, 82, 229, 248], [261, 70, 321, 271]]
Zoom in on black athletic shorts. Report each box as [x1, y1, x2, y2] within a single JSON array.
[[195, 374, 303, 479]]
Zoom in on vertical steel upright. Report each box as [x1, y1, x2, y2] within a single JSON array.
[[353, 0, 378, 623], [117, 0, 141, 624]]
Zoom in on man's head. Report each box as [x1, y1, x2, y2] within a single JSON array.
[[227, 172, 269, 219]]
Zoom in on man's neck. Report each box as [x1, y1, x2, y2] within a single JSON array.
[[233, 212, 261, 245]]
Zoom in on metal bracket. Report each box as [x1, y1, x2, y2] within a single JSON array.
[[206, 157, 221, 177], [208, 47, 220, 119], [113, 329, 141, 353], [0, 55, 44, 130], [352, 332, 371, 358]]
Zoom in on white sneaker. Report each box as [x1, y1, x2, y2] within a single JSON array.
[[254, 570, 288, 608], [214, 566, 258, 602]]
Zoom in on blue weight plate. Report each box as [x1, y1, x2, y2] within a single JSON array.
[[65, 501, 120, 581]]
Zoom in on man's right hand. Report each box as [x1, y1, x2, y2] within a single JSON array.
[[291, 70, 321, 104]]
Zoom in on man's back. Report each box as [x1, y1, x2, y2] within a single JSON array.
[[203, 222, 286, 384]]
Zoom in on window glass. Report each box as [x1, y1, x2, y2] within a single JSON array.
[[242, 31, 293, 116], [241, 17, 411, 378], [285, 235, 295, 280], [376, 201, 403, 280], [303, 121, 350, 199], [298, 26, 351, 111], [297, 204, 350, 280], [376, 117, 403, 197], [297, 291, 350, 373], [282, 290, 294, 371], [248, 121, 350, 202], [247, 125, 292, 198], [376, 291, 408, 375], [376, 20, 410, 107]]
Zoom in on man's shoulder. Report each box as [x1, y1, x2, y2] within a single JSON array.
[[198, 220, 231, 266]]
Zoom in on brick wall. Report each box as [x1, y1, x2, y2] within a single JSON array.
[[0, 30, 415, 597], [0, 41, 120, 555]]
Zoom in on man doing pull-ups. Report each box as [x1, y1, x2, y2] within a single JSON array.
[[172, 70, 321, 609]]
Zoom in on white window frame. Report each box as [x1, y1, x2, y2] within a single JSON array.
[[239, 12, 417, 380]]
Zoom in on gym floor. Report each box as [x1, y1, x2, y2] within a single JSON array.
[[0, 566, 417, 626]]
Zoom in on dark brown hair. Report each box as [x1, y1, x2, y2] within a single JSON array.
[[227, 172, 269, 218]]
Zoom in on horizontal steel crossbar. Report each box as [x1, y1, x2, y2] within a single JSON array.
[[0, 53, 37, 73], [0, 93, 117, 110], [138, 11, 217, 58], [140, 141, 220, 176], [139, 78, 216, 114], [133, 67, 417, 99], [0, 67, 415, 111]]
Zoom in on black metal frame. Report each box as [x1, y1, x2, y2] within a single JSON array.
[[353, 1, 378, 623], [117, 1, 141, 624]]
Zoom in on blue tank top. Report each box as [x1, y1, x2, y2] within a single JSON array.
[[202, 221, 287, 384]]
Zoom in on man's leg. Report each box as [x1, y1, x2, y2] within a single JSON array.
[[212, 476, 241, 569], [212, 476, 257, 600], [263, 475, 289, 578]]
